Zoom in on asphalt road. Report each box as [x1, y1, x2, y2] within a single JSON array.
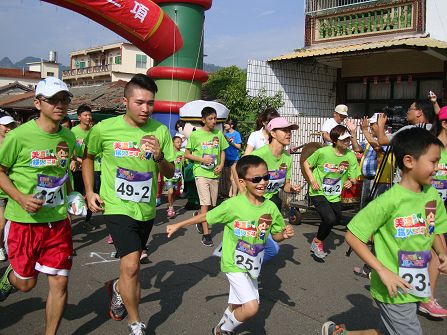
[[1, 199, 446, 334]]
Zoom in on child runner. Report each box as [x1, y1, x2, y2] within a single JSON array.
[[322, 127, 447, 335], [165, 136, 185, 218], [0, 77, 76, 335], [303, 125, 360, 259], [166, 155, 295, 335], [185, 106, 229, 247], [0, 111, 17, 261]]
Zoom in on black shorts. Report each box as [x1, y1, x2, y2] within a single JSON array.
[[105, 215, 154, 257]]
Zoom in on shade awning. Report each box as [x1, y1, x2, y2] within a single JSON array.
[[269, 37, 447, 62]]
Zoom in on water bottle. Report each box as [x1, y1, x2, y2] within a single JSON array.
[[29, 190, 47, 215]]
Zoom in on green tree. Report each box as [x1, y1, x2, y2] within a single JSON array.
[[203, 66, 284, 145]]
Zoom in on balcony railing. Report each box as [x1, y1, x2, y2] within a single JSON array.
[[62, 64, 112, 77], [306, 0, 382, 15], [315, 3, 414, 41]]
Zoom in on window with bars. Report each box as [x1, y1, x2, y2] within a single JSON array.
[[115, 56, 121, 65], [136, 54, 147, 68]]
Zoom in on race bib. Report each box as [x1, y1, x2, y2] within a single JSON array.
[[115, 167, 152, 203], [432, 179, 447, 201], [36, 173, 68, 208], [398, 250, 431, 298], [234, 239, 264, 279], [266, 170, 286, 193], [200, 154, 216, 170], [322, 177, 342, 196], [172, 168, 182, 181]]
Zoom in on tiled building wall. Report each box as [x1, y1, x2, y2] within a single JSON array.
[[246, 60, 364, 204]]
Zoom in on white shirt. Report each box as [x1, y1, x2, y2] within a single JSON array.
[[321, 118, 341, 145], [247, 128, 268, 150]]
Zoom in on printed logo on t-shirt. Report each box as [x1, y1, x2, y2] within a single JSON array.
[[30, 141, 69, 168], [76, 138, 84, 146], [234, 220, 257, 238], [393, 201, 436, 239], [113, 136, 155, 160], [323, 161, 349, 174], [201, 136, 220, 150], [435, 163, 447, 176], [257, 214, 272, 240]]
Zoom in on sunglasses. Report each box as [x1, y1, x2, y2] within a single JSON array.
[[245, 174, 270, 184], [40, 96, 71, 105]]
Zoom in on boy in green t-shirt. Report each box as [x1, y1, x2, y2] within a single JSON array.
[[0, 77, 75, 335], [166, 155, 295, 334], [185, 107, 229, 247], [322, 127, 447, 335], [165, 135, 185, 218]]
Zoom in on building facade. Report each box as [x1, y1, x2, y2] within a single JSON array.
[[62, 42, 154, 86]]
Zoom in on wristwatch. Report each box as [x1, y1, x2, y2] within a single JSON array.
[[153, 152, 165, 163]]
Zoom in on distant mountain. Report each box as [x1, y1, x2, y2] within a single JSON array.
[[0, 57, 14, 68], [204, 63, 223, 73]]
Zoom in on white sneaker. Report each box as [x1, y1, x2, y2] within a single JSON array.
[[128, 321, 146, 335], [0, 248, 6, 261]]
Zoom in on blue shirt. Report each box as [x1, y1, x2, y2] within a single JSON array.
[[224, 130, 242, 161], [360, 141, 387, 178]]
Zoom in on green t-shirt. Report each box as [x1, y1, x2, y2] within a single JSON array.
[[348, 184, 447, 304], [206, 194, 285, 277], [0, 120, 75, 223], [306, 146, 360, 202], [251, 145, 292, 199], [85, 115, 175, 221], [432, 148, 447, 201], [186, 128, 229, 179], [164, 150, 184, 182], [71, 124, 91, 159]]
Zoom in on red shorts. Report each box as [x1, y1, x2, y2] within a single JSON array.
[[7, 218, 73, 279]]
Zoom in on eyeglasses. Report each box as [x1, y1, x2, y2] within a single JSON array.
[[245, 174, 270, 184], [39, 96, 71, 105]]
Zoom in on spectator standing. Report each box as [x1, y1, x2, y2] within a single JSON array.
[[223, 117, 242, 197], [244, 108, 279, 155], [321, 104, 349, 145]]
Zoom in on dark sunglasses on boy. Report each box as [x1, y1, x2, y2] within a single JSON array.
[[245, 174, 270, 184]]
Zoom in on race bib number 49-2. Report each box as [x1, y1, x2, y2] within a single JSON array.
[[398, 250, 431, 298], [115, 167, 152, 203]]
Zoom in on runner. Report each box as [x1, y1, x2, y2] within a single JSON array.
[[82, 74, 175, 335], [0, 77, 75, 335]]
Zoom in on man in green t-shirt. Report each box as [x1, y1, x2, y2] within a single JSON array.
[[322, 128, 447, 335], [83, 74, 174, 335], [0, 77, 76, 335], [166, 155, 294, 334], [185, 107, 229, 247], [71, 104, 95, 231]]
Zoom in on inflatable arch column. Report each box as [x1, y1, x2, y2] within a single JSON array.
[[148, 0, 212, 133]]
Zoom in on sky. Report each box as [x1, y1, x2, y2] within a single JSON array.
[[0, 0, 305, 68]]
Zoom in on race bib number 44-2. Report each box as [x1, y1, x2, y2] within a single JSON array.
[[234, 239, 265, 279], [398, 250, 431, 298], [322, 177, 342, 196], [115, 167, 152, 203], [36, 173, 68, 208]]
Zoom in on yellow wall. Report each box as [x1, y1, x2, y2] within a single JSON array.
[[341, 50, 444, 77]]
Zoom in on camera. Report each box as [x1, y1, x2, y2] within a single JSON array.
[[383, 106, 408, 132]]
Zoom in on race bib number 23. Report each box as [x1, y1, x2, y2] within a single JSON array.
[[398, 250, 431, 298]]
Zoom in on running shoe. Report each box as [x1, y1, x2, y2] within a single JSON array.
[[106, 279, 127, 321], [202, 234, 214, 247], [128, 321, 147, 335], [419, 298, 447, 318], [0, 248, 7, 262], [310, 238, 327, 259], [0, 264, 14, 302], [140, 250, 150, 264], [211, 326, 235, 335], [193, 211, 204, 234], [82, 220, 97, 232], [321, 321, 347, 335], [167, 206, 176, 218], [155, 197, 161, 207], [106, 234, 114, 244]]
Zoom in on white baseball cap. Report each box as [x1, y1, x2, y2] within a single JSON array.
[[369, 113, 380, 124], [338, 131, 351, 140], [35, 77, 72, 98], [334, 104, 348, 116], [0, 116, 16, 125]]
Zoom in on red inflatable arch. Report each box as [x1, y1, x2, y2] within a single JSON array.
[[43, 0, 183, 61]]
